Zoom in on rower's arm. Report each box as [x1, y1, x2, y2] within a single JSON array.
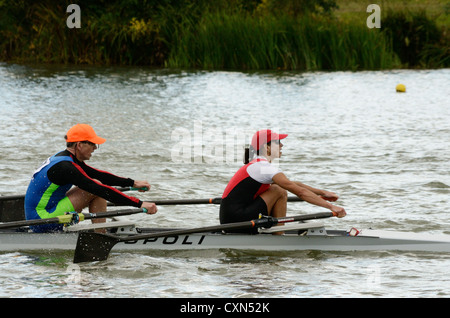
[[48, 161, 142, 207], [292, 181, 325, 196], [293, 181, 339, 201], [272, 173, 347, 218], [272, 173, 333, 210], [81, 162, 135, 187]]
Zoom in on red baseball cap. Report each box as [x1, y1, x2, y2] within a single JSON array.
[[65, 124, 106, 144], [251, 129, 288, 150]]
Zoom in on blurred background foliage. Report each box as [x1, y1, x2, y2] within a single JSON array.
[[0, 0, 448, 69]]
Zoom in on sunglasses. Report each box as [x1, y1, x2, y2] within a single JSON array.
[[80, 141, 98, 148]]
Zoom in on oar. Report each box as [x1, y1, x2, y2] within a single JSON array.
[[73, 211, 337, 263], [0, 208, 148, 230], [0, 187, 148, 223], [0, 186, 144, 203], [0, 192, 309, 207], [0, 196, 305, 227], [1, 186, 334, 206], [148, 195, 338, 205], [149, 196, 305, 205]]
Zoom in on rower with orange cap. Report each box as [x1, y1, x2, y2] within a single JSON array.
[[220, 129, 346, 234], [24, 124, 157, 233]]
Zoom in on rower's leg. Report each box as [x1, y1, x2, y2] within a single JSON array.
[[260, 185, 287, 235], [66, 186, 107, 223], [88, 195, 107, 224], [260, 184, 287, 217]]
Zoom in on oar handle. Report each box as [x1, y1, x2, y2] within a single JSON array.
[[129, 187, 149, 191], [274, 212, 337, 225]]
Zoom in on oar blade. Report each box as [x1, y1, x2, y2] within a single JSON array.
[[73, 232, 119, 263]]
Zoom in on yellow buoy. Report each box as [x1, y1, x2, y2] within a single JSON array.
[[396, 84, 406, 92]]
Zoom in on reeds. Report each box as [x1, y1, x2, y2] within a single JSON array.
[[165, 12, 400, 70], [0, 0, 447, 70]]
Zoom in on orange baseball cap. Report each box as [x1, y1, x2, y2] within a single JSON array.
[[251, 129, 287, 150], [65, 124, 106, 144]]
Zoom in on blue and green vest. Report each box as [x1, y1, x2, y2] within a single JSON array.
[[25, 153, 74, 232]]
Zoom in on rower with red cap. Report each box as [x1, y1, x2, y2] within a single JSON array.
[[24, 124, 157, 233], [220, 129, 346, 234]]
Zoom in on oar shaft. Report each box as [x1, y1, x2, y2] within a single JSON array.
[[74, 220, 265, 263], [150, 198, 222, 205], [83, 208, 146, 220], [148, 196, 303, 206], [0, 208, 146, 230], [0, 216, 66, 229], [116, 218, 266, 243], [1, 192, 304, 206], [274, 212, 337, 225], [114, 212, 334, 243], [0, 187, 146, 224], [0, 193, 309, 230], [0, 186, 140, 203], [73, 211, 338, 263]]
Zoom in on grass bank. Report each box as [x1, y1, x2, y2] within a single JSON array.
[[0, 0, 448, 70]]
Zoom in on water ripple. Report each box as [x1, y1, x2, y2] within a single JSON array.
[[1, 65, 449, 297]]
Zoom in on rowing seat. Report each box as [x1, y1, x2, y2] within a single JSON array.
[[259, 221, 326, 234]]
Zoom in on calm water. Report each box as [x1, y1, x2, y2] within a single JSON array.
[[0, 63, 449, 298]]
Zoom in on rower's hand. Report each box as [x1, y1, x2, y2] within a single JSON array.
[[133, 181, 151, 192], [141, 202, 157, 214], [321, 191, 339, 202], [330, 205, 346, 218]]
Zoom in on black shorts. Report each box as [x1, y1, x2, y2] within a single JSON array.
[[219, 196, 268, 234]]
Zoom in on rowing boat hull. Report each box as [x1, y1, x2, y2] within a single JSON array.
[[1, 228, 450, 253]]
